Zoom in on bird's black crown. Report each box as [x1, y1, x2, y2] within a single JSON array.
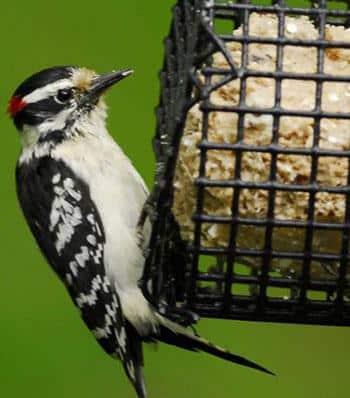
[[13, 66, 74, 99]]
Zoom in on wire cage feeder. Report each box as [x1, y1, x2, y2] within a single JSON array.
[[142, 0, 350, 326]]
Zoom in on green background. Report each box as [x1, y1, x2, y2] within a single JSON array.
[[0, 1, 349, 397]]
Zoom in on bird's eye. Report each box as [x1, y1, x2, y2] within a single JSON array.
[[55, 89, 73, 103]]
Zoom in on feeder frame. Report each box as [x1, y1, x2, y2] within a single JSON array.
[[142, 0, 350, 327]]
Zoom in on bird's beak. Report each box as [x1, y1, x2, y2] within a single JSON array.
[[81, 69, 134, 105]]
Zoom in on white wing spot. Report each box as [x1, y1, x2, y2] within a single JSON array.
[[66, 273, 73, 286], [49, 177, 83, 254], [126, 360, 136, 382], [92, 308, 115, 340], [63, 178, 74, 189], [52, 173, 61, 184], [93, 243, 103, 264], [69, 261, 78, 277], [64, 178, 82, 201], [95, 222, 103, 237], [87, 214, 102, 237], [53, 186, 64, 195], [115, 326, 127, 354], [75, 246, 89, 268], [93, 327, 109, 339], [87, 234, 97, 246], [112, 294, 119, 309], [76, 275, 103, 308], [102, 276, 110, 293], [56, 221, 75, 253], [105, 304, 117, 322], [87, 214, 95, 224]]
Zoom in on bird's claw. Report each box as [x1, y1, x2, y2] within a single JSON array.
[[160, 305, 200, 327]]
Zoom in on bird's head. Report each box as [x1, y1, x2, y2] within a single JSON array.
[[8, 66, 133, 147]]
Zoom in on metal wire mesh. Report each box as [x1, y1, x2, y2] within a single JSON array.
[[143, 0, 350, 326]]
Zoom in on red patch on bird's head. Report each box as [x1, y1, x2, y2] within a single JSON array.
[[7, 96, 27, 118]]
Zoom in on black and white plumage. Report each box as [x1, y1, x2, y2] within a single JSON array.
[[16, 156, 145, 393], [10, 66, 273, 398]]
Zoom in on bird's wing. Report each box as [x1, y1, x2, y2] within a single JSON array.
[[16, 155, 146, 398]]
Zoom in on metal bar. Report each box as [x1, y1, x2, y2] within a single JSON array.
[[203, 67, 350, 83], [298, 0, 326, 311], [219, 35, 350, 49], [222, 1, 250, 312], [200, 103, 350, 119], [198, 141, 350, 157], [195, 178, 350, 193], [192, 214, 350, 230], [213, 3, 350, 18], [187, 246, 350, 261], [336, 144, 350, 312], [188, 77, 212, 306], [189, 306, 350, 326], [197, 273, 340, 290]]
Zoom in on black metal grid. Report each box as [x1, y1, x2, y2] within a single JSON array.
[[143, 0, 350, 326]]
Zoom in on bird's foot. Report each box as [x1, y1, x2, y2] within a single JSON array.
[[160, 305, 200, 328]]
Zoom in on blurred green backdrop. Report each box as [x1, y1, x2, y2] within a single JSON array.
[[1, 1, 349, 397]]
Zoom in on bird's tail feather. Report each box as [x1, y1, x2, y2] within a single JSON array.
[[124, 322, 147, 398], [155, 313, 274, 376]]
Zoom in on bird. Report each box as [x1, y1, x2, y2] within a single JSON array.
[[9, 66, 273, 398]]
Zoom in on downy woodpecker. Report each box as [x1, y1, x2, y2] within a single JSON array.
[[9, 66, 273, 398]]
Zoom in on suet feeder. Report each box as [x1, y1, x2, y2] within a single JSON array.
[[142, 0, 350, 326]]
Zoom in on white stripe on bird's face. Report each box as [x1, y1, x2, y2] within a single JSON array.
[[22, 79, 73, 104]]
